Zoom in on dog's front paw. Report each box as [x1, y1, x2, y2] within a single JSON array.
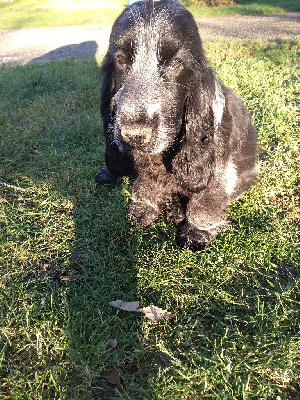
[[128, 202, 159, 227], [94, 166, 123, 186], [178, 223, 212, 251]]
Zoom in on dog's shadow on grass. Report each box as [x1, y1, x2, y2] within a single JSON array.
[[2, 42, 144, 398], [23, 44, 171, 397]]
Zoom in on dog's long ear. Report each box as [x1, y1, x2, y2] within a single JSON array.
[[172, 68, 218, 192], [100, 52, 115, 130], [185, 67, 217, 143]]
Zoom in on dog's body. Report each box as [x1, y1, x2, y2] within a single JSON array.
[[97, 0, 257, 250]]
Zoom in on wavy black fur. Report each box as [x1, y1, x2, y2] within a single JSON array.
[[97, 0, 257, 250]]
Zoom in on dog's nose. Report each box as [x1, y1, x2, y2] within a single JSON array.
[[121, 125, 153, 144]]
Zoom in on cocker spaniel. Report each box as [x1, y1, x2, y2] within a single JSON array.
[[96, 0, 257, 251]]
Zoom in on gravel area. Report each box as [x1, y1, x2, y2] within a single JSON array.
[[0, 12, 299, 65]]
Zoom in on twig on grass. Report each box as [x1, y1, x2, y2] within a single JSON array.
[[0, 181, 27, 192]]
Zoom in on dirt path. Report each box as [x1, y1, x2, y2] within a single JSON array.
[[0, 12, 299, 65]]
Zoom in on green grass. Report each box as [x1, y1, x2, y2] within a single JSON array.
[[183, 0, 300, 17], [0, 0, 128, 30], [0, 0, 299, 29], [0, 40, 299, 399]]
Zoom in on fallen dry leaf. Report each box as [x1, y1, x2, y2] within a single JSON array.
[[104, 368, 120, 385], [60, 275, 77, 281], [109, 300, 173, 322], [139, 305, 173, 322], [109, 300, 140, 312], [108, 339, 118, 349]]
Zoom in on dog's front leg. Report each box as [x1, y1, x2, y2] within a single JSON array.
[[178, 180, 229, 251], [129, 179, 161, 227], [128, 153, 176, 227]]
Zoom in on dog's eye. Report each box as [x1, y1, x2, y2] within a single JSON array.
[[116, 55, 127, 66], [168, 58, 182, 71]]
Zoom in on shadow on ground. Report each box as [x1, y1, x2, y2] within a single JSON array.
[[0, 42, 171, 399], [29, 41, 98, 64]]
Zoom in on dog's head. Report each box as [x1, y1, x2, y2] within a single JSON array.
[[102, 0, 208, 154]]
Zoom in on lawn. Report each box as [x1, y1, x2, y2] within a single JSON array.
[[0, 0, 299, 29], [0, 38, 299, 399], [184, 0, 300, 17]]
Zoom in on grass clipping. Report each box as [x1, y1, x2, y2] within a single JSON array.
[[109, 300, 173, 322]]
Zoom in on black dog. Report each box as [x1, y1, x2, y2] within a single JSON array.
[[96, 0, 257, 250]]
